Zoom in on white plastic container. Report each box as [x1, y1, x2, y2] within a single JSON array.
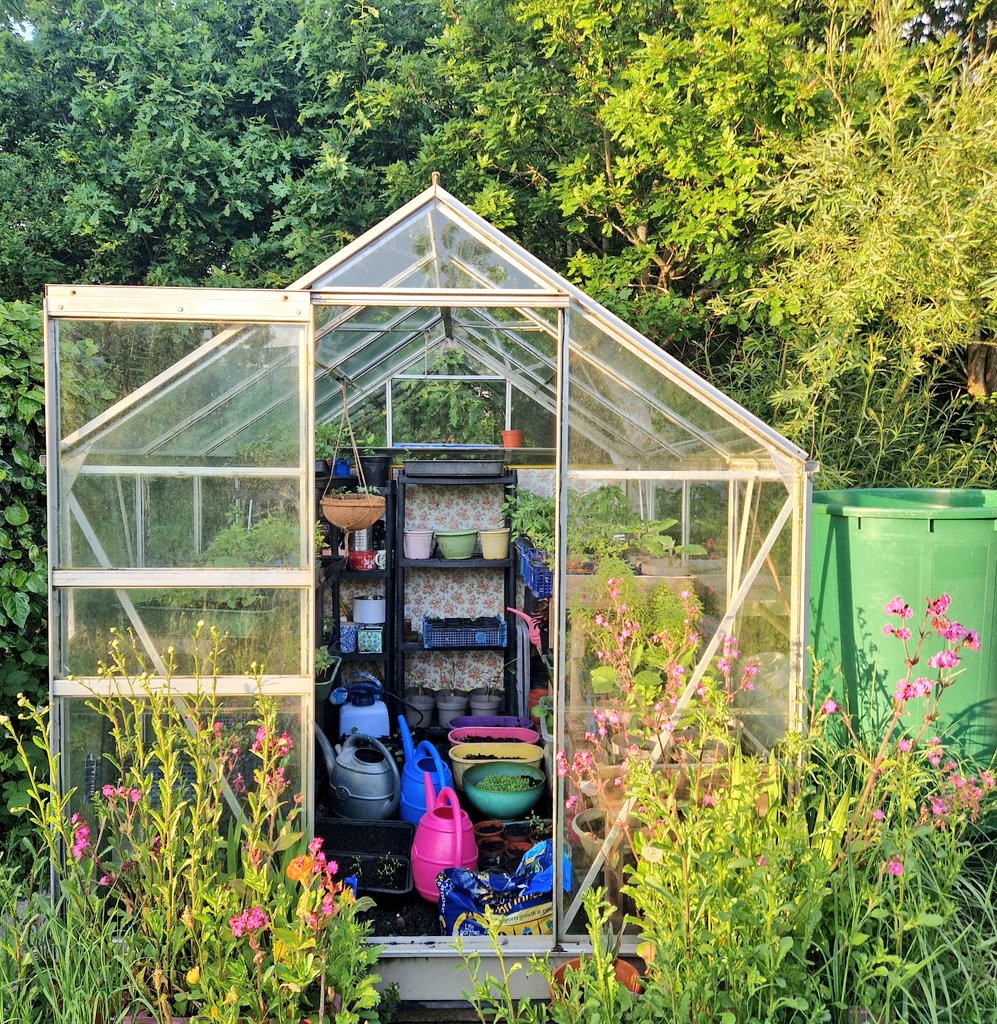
[[404, 529, 435, 559], [352, 597, 386, 624]]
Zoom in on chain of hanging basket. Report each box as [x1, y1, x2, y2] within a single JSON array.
[[319, 380, 386, 533]]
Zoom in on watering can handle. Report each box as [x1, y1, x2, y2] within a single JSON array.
[[398, 714, 415, 764], [366, 735, 400, 789], [437, 786, 464, 866], [423, 769, 437, 812], [414, 740, 448, 787]]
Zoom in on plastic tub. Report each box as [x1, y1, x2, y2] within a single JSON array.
[[448, 715, 534, 731], [435, 529, 478, 559], [448, 742, 544, 789], [448, 726, 540, 747], [811, 489, 997, 763], [404, 529, 435, 559]]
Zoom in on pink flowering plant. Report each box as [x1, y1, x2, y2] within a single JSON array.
[[613, 591, 997, 1024], [562, 562, 759, 836], [1, 627, 382, 1024]]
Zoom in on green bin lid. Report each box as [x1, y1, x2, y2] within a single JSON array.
[[812, 488, 997, 520]]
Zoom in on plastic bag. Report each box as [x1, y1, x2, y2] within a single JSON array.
[[438, 840, 572, 937]]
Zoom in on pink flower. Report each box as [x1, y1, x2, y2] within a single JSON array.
[[328, 859, 338, 876], [702, 793, 716, 807], [310, 836, 324, 854], [928, 649, 959, 670], [873, 809, 885, 821], [898, 738, 912, 753], [321, 894, 335, 916], [101, 784, 116, 799], [965, 631, 981, 651], [757, 855, 767, 866], [820, 698, 839, 715], [70, 817, 90, 860], [565, 795, 577, 810], [129, 788, 141, 804], [931, 797, 948, 816], [885, 597, 906, 615], [926, 594, 952, 616], [885, 856, 904, 877]]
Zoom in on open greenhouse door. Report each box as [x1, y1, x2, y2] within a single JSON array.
[[44, 286, 316, 827]]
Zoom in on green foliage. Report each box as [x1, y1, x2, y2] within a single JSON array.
[[0, 630, 384, 1023], [503, 488, 556, 554], [0, 300, 47, 860]]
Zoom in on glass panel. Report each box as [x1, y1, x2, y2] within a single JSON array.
[[566, 303, 776, 467], [56, 320, 306, 570], [732, 517, 793, 751], [60, 693, 305, 822], [62, 474, 301, 569], [314, 209, 436, 288], [390, 376, 505, 445], [57, 588, 304, 676], [312, 203, 556, 292], [58, 322, 302, 464], [58, 319, 221, 437]]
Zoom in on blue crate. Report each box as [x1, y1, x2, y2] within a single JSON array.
[[516, 540, 553, 599], [422, 614, 508, 648]]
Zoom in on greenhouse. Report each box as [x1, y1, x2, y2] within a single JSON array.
[[44, 181, 815, 996]]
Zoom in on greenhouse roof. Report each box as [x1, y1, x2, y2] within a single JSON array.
[[61, 183, 809, 476]]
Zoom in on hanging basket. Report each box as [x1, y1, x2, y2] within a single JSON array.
[[320, 493, 385, 532]]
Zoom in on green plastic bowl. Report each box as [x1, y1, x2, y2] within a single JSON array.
[[462, 761, 545, 820], [435, 529, 478, 559]]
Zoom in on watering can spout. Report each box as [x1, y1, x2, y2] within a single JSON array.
[[398, 714, 416, 764]]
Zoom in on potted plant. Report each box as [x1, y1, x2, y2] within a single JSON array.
[[403, 680, 436, 730], [319, 483, 384, 533], [435, 676, 470, 729], [468, 679, 503, 716]]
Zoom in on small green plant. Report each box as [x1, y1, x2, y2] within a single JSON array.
[[503, 489, 556, 554], [476, 773, 541, 792]]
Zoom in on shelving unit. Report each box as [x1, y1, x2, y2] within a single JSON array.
[[393, 469, 517, 711], [315, 471, 395, 720]]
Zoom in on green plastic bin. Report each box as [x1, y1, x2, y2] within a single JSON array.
[[810, 489, 997, 765]]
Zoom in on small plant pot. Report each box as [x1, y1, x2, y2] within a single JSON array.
[[500, 429, 523, 448], [468, 688, 503, 716], [403, 691, 436, 731], [435, 692, 470, 729], [436, 529, 478, 559], [479, 528, 510, 560], [548, 957, 641, 998], [473, 819, 506, 844], [358, 454, 392, 487], [504, 837, 534, 866], [403, 529, 435, 559], [477, 837, 507, 868]]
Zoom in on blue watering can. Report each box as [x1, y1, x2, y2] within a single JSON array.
[[398, 714, 453, 824]]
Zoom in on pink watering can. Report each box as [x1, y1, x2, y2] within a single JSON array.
[[410, 773, 477, 902]]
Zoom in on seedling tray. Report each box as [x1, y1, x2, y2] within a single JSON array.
[[313, 817, 414, 896], [403, 459, 505, 478]]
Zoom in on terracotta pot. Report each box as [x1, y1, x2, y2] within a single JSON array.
[[473, 819, 505, 843], [500, 429, 523, 448], [548, 957, 642, 997]]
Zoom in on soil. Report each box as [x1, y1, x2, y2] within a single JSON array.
[[359, 892, 443, 936]]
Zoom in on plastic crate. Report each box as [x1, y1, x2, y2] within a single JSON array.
[[516, 540, 553, 599], [313, 817, 414, 895], [422, 614, 508, 648]]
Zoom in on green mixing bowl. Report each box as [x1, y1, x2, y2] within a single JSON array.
[[435, 529, 478, 559], [462, 760, 545, 820]]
